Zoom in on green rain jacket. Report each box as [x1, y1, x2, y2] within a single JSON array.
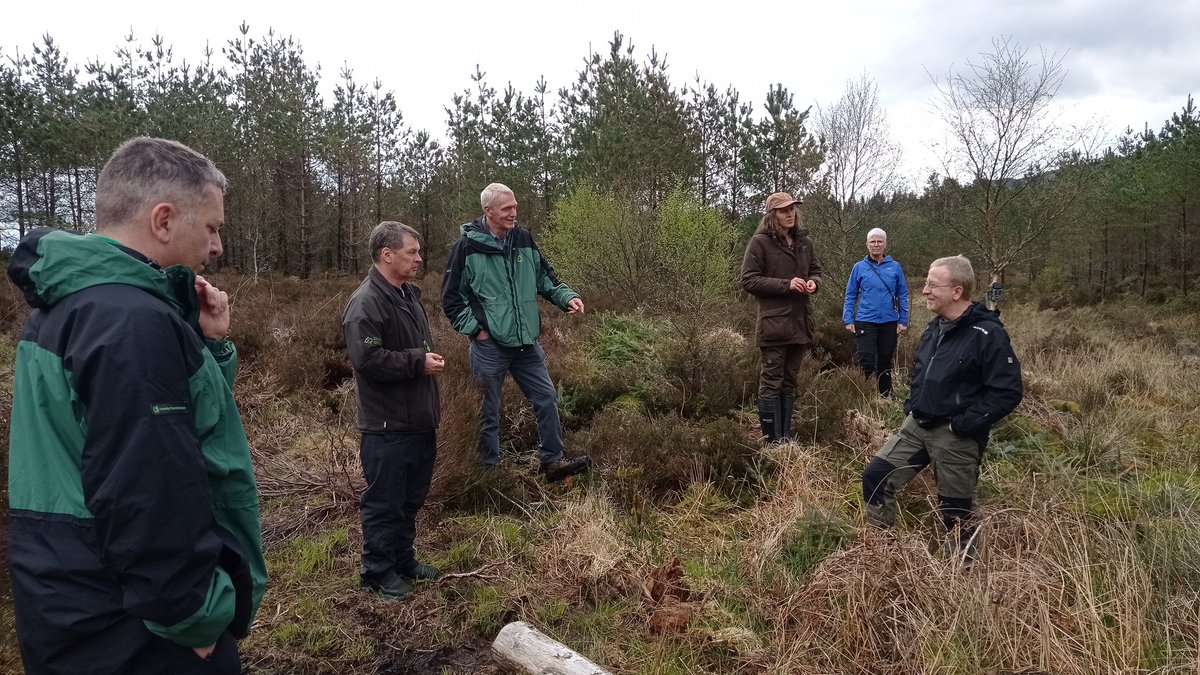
[[6, 228, 267, 675], [441, 217, 579, 347]]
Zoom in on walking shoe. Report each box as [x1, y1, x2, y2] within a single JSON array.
[[541, 455, 590, 482], [398, 562, 441, 581], [360, 572, 414, 600]]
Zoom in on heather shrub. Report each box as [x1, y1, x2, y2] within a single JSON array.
[[556, 312, 675, 423], [659, 324, 756, 417], [790, 366, 879, 446], [575, 409, 761, 507]]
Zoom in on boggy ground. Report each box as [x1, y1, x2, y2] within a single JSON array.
[[1, 272, 1199, 674]]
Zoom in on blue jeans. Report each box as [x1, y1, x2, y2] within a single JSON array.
[[469, 338, 563, 466]]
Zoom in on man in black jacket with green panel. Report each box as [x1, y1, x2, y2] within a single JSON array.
[[441, 183, 589, 481], [343, 222, 444, 600], [7, 137, 266, 674]]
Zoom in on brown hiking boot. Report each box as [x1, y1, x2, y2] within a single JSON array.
[[541, 455, 590, 482]]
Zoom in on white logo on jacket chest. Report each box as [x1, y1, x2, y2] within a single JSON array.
[[972, 326, 989, 335]]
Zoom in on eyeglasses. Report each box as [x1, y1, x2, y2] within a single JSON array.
[[922, 282, 961, 290]]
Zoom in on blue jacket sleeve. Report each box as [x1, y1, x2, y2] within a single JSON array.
[[895, 264, 910, 325], [842, 264, 860, 325]]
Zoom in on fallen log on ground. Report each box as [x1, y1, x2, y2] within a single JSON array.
[[492, 621, 611, 675]]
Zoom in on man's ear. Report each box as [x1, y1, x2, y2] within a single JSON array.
[[148, 202, 175, 244]]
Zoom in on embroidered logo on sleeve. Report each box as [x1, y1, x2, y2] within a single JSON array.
[[364, 336, 382, 345]]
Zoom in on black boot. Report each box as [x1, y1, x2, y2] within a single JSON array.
[[757, 399, 779, 444], [780, 393, 794, 442]]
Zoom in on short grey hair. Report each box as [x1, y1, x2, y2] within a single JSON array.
[[369, 221, 419, 263], [95, 137, 226, 232], [867, 227, 887, 241], [931, 255, 974, 297], [480, 182, 514, 210]]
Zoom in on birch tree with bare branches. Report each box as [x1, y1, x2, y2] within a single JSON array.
[[932, 36, 1090, 295], [815, 73, 902, 278]]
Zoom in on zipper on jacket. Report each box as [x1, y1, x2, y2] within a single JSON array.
[[504, 233, 524, 341]]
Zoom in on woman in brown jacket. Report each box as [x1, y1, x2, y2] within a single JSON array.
[[740, 191, 823, 443]]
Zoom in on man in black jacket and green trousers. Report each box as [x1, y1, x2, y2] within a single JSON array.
[[343, 222, 444, 599], [861, 255, 1023, 566]]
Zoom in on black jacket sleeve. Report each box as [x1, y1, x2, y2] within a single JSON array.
[[441, 240, 487, 337]]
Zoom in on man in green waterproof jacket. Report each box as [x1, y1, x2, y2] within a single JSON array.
[[6, 137, 266, 674], [441, 183, 590, 482]]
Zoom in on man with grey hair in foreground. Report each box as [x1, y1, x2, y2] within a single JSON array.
[[441, 182, 589, 482], [7, 137, 266, 674], [343, 221, 444, 600], [860, 255, 1022, 565]]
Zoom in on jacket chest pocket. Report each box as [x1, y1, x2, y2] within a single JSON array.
[[953, 351, 981, 380], [765, 250, 794, 273]]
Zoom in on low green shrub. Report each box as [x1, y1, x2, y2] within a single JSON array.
[[575, 409, 762, 507]]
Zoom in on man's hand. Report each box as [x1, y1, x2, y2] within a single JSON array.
[[845, 324, 855, 333], [567, 297, 585, 314], [788, 277, 809, 294], [897, 324, 908, 334], [195, 276, 230, 340], [193, 645, 215, 660], [424, 352, 445, 375], [805, 279, 817, 293], [476, 329, 490, 341]]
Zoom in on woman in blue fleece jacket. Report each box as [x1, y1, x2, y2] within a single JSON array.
[[842, 228, 909, 396]]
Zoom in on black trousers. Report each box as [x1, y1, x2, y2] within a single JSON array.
[[359, 430, 437, 583], [855, 322, 899, 396]]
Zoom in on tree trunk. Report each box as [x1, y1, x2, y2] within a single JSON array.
[[299, 153, 311, 280], [1100, 221, 1109, 301], [491, 622, 610, 675], [16, 149, 27, 237], [1140, 223, 1148, 298], [1181, 197, 1189, 296], [336, 171, 346, 272], [70, 166, 84, 231], [986, 269, 1002, 310]]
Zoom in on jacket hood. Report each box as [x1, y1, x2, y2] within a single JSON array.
[[8, 228, 200, 322], [459, 216, 514, 253]]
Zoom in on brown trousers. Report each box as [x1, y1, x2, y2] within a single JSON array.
[[758, 344, 808, 399]]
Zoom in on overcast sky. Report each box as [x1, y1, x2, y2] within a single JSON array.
[[3, 0, 1197, 187]]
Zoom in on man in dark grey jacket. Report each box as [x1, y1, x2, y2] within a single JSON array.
[[861, 255, 1022, 566], [343, 222, 444, 599]]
